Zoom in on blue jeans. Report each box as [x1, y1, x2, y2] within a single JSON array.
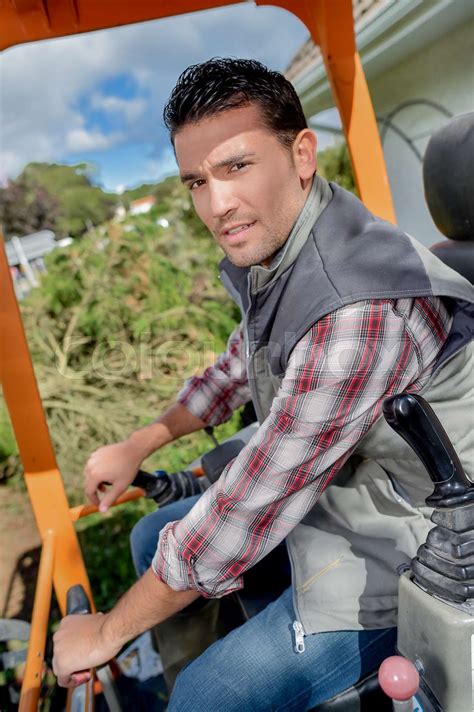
[[130, 497, 397, 711]]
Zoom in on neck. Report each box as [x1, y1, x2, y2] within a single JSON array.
[[259, 174, 316, 268]]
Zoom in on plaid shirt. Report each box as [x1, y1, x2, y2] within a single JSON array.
[[152, 297, 451, 597]]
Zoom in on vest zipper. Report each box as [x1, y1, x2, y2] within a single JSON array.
[[286, 538, 307, 653], [292, 620, 306, 653], [245, 272, 253, 360], [245, 274, 265, 421]]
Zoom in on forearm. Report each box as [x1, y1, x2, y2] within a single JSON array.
[[53, 569, 200, 686], [102, 568, 200, 649], [127, 402, 207, 460]]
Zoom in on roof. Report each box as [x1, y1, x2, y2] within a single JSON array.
[[5, 231, 56, 267], [285, 0, 389, 81], [130, 196, 156, 207]]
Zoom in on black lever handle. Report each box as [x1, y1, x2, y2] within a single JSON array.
[[382, 393, 474, 508], [66, 584, 92, 615], [131, 468, 204, 504], [131, 469, 163, 492]]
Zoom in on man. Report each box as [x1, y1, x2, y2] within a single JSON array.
[[53, 59, 473, 710]]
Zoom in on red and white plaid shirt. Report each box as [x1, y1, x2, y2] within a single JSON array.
[[152, 297, 451, 597]]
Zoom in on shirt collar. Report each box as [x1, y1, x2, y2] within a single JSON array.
[[249, 173, 333, 293]]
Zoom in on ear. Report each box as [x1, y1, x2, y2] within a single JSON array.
[[292, 129, 317, 183]]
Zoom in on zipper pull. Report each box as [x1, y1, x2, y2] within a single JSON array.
[[292, 620, 306, 654]]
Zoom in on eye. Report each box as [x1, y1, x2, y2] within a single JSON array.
[[189, 179, 205, 191], [230, 162, 248, 172]]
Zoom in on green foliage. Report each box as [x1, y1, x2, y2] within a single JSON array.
[[56, 185, 116, 237], [0, 175, 59, 238], [318, 141, 357, 195], [120, 175, 181, 209], [0, 399, 19, 482], [1, 162, 117, 239]]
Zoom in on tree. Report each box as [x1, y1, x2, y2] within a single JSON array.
[[0, 176, 59, 238], [1, 163, 118, 239], [318, 142, 357, 195]]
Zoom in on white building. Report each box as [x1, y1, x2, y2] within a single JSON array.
[[286, 0, 474, 247], [129, 196, 156, 216]]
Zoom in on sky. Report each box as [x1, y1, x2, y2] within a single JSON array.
[[0, 4, 339, 193]]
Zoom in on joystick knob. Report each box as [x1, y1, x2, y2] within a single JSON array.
[[378, 656, 420, 711]]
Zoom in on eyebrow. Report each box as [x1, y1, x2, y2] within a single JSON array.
[[180, 152, 257, 184]]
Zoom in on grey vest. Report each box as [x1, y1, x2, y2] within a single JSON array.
[[220, 181, 474, 634]]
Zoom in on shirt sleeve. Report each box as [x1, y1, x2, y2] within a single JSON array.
[[176, 321, 252, 426], [153, 298, 451, 597]]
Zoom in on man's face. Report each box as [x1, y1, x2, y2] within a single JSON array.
[[175, 104, 316, 268]]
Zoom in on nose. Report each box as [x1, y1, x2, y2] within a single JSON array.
[[208, 179, 239, 219]]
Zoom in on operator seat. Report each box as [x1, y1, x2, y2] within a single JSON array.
[[308, 112, 474, 712], [425, 111, 474, 283]]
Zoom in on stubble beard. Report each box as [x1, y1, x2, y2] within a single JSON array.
[[216, 219, 292, 268], [219, 232, 286, 267]]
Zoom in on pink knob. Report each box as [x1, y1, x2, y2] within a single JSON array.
[[378, 656, 420, 701]]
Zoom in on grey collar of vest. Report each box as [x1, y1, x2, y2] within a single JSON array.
[[248, 173, 333, 293]]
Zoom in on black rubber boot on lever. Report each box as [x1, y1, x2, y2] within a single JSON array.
[[132, 469, 205, 505]]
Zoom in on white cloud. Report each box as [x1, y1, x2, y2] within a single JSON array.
[[65, 127, 123, 152], [0, 5, 308, 183], [89, 93, 147, 121]]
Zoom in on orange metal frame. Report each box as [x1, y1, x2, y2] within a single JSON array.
[[0, 1, 395, 709]]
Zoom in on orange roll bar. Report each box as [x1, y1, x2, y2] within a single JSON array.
[[0, 0, 242, 52], [266, 0, 396, 223], [19, 530, 55, 712]]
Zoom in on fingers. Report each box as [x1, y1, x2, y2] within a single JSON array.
[[84, 453, 110, 506], [84, 458, 102, 506], [71, 671, 92, 686], [83, 442, 140, 509], [55, 670, 91, 688], [85, 488, 100, 507], [98, 482, 124, 513]]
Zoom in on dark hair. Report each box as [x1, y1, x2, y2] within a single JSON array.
[[163, 57, 307, 150]]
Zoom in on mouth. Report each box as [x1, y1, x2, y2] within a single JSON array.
[[221, 221, 257, 243]]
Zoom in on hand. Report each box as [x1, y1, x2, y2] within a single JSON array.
[[84, 440, 144, 512], [52, 613, 120, 688]]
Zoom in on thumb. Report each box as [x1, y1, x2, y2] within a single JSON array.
[[99, 483, 123, 513]]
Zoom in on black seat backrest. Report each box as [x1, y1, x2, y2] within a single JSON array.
[[423, 112, 474, 284]]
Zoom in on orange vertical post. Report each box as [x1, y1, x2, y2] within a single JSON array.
[[267, 0, 396, 223], [19, 530, 55, 712], [0, 235, 93, 614]]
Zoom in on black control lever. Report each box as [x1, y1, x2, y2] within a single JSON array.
[[131, 468, 204, 504], [132, 469, 170, 500], [383, 393, 474, 508]]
